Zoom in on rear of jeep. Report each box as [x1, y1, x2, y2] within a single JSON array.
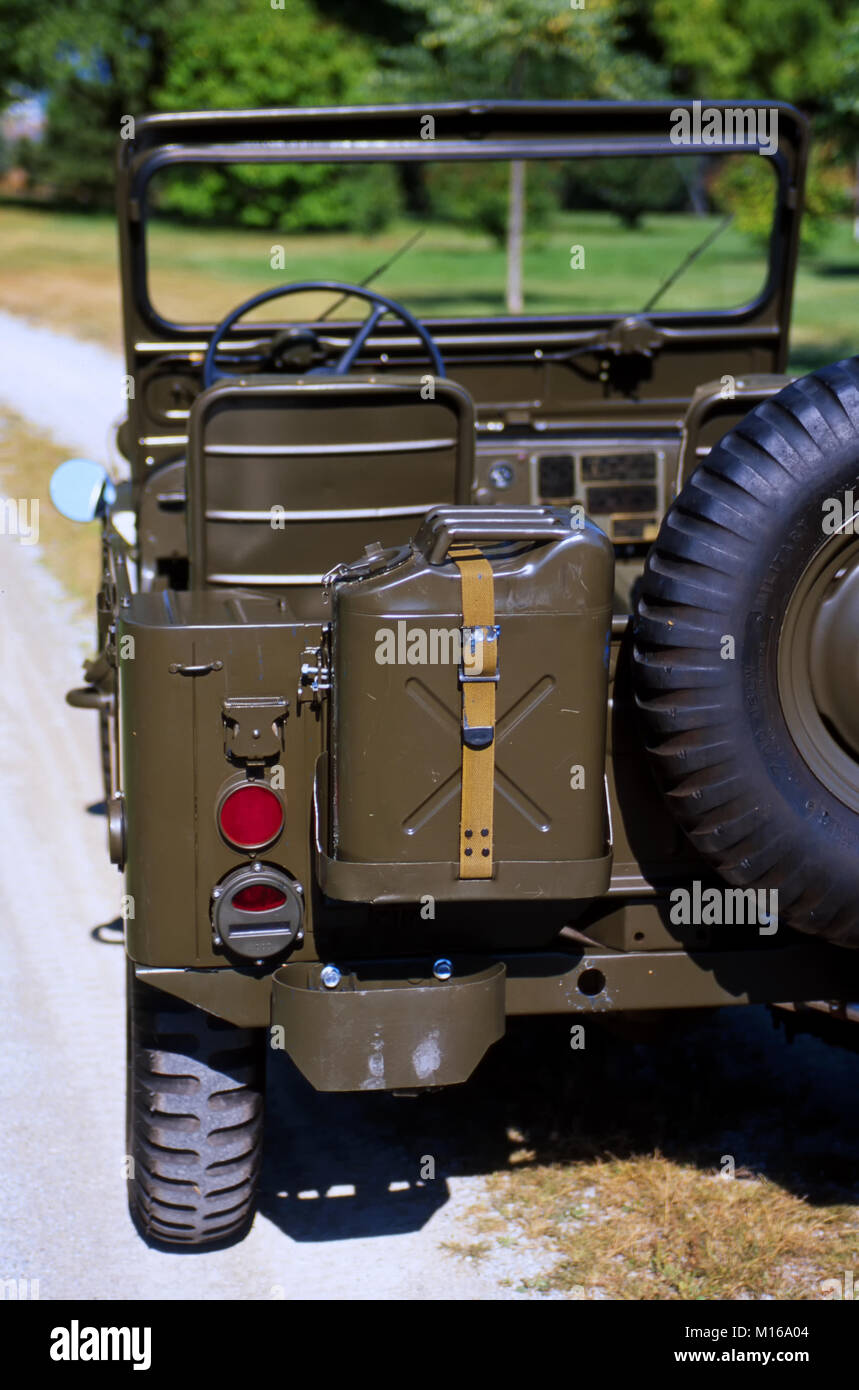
[[60, 102, 859, 1247]]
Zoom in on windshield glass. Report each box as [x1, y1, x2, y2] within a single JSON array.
[[145, 152, 776, 325]]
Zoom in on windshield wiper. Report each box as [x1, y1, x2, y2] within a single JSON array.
[[316, 229, 426, 322], [552, 212, 737, 373], [641, 213, 734, 315]]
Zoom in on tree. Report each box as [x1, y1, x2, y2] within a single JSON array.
[[638, 0, 859, 244], [1, 0, 388, 214], [4, 0, 186, 207], [823, 10, 859, 238], [642, 0, 852, 109], [0, 0, 47, 106], [565, 155, 689, 228], [376, 0, 665, 311], [152, 0, 396, 231]]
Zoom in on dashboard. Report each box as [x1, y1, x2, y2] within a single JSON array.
[[474, 430, 681, 546]]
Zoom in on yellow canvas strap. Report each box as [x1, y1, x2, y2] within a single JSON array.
[[449, 543, 498, 878]]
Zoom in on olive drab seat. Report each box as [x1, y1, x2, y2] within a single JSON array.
[[184, 376, 475, 602]]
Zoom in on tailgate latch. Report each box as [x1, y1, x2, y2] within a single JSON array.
[[297, 626, 332, 710]]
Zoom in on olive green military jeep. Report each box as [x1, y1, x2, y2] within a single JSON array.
[[52, 101, 859, 1248]]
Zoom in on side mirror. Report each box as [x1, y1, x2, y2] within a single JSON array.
[[49, 458, 116, 523]]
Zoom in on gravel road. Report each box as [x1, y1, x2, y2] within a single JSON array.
[[0, 310, 126, 463]]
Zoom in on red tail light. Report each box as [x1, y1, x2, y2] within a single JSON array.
[[232, 883, 288, 913], [218, 783, 284, 850]]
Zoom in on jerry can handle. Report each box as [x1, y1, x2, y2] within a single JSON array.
[[415, 505, 572, 566]]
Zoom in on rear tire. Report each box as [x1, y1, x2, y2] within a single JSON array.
[[126, 965, 265, 1248]]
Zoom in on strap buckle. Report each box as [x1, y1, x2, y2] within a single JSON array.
[[458, 624, 500, 684], [462, 724, 494, 751]]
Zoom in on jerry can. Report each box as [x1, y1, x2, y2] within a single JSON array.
[[315, 506, 615, 903]]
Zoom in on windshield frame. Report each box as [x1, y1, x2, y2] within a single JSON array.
[[140, 146, 784, 330], [120, 100, 808, 348]]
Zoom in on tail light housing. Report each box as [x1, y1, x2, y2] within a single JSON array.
[[212, 864, 303, 961], [218, 781, 284, 851]]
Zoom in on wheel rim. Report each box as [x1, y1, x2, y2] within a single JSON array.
[[778, 525, 859, 813]]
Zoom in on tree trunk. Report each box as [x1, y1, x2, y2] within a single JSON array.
[[507, 160, 525, 314]]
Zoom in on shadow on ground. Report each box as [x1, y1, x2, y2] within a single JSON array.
[[91, 916, 124, 944], [258, 1004, 859, 1242]]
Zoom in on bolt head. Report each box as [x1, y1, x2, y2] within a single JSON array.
[[433, 958, 453, 981], [320, 964, 341, 990]]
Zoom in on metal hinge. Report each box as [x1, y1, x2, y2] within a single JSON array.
[[297, 627, 331, 709]]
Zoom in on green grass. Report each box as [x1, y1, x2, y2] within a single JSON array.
[[0, 201, 857, 368], [144, 208, 772, 320], [789, 222, 859, 371]]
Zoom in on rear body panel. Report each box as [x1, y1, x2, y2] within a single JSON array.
[[120, 591, 322, 966]]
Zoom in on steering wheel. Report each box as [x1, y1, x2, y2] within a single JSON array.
[[202, 281, 445, 389]]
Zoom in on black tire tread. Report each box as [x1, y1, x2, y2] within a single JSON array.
[[127, 970, 265, 1247], [633, 356, 859, 947]]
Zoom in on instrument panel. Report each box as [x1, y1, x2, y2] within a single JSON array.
[[474, 434, 681, 545]]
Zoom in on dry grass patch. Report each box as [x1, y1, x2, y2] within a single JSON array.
[[0, 409, 101, 613], [423, 1011, 859, 1301], [439, 1239, 493, 1263], [462, 1153, 859, 1300], [0, 208, 122, 349]]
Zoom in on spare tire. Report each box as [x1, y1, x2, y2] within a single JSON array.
[[633, 356, 859, 948]]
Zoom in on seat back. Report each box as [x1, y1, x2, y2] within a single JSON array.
[[675, 374, 792, 493], [186, 375, 474, 592]]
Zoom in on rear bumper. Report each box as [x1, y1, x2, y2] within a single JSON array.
[[136, 937, 859, 1092]]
